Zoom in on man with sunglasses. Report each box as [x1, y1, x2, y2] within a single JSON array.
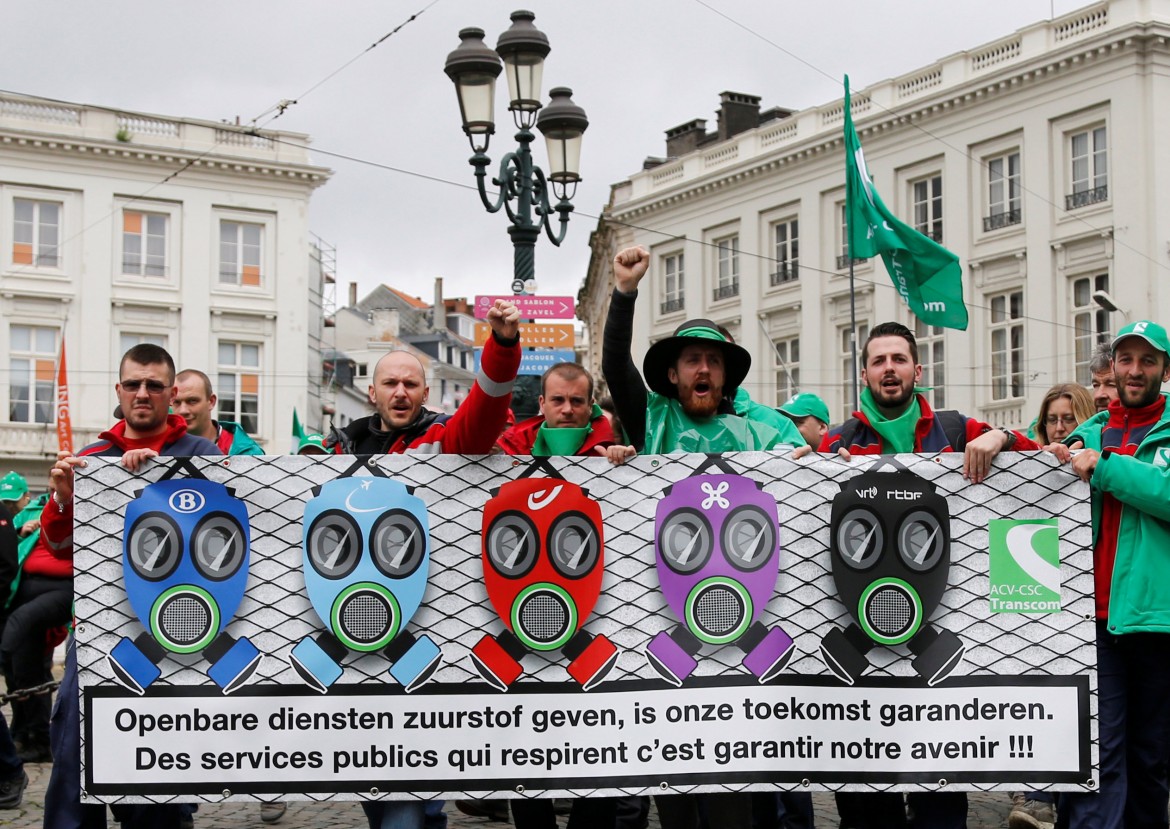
[[42, 343, 219, 829]]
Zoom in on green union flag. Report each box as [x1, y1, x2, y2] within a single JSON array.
[[844, 76, 968, 330]]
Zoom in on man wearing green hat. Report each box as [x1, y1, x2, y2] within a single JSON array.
[[602, 246, 804, 455], [497, 362, 616, 457], [0, 471, 60, 763], [1047, 319, 1170, 828], [295, 433, 328, 455], [778, 393, 831, 450]]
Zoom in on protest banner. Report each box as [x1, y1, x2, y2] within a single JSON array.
[[73, 451, 1096, 807]]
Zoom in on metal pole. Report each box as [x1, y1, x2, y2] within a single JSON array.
[[849, 259, 859, 414]]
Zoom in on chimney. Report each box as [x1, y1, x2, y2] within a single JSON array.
[[348, 281, 358, 307], [665, 118, 707, 158], [716, 91, 761, 141], [433, 277, 446, 333]]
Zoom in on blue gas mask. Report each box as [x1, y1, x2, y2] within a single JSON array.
[[109, 458, 261, 695], [290, 461, 441, 693]]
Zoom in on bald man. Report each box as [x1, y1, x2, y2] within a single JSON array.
[[326, 299, 521, 454]]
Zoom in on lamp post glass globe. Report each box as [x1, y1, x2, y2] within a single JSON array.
[[494, 9, 550, 126], [444, 27, 503, 152]]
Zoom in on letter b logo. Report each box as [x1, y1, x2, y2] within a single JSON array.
[[169, 489, 205, 514]]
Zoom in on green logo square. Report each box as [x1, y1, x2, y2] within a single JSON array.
[[988, 518, 1061, 614]]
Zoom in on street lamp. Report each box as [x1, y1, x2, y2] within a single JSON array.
[[445, 10, 588, 292]]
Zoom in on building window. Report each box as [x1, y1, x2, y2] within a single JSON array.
[[219, 221, 263, 286], [914, 320, 946, 409], [218, 341, 260, 434], [119, 333, 167, 355], [774, 336, 799, 406], [714, 236, 739, 300], [836, 203, 867, 269], [840, 322, 867, 421], [13, 199, 60, 268], [912, 175, 943, 242], [984, 152, 1021, 231], [1066, 126, 1107, 209], [9, 324, 56, 424], [122, 210, 168, 277], [990, 290, 1024, 400], [660, 253, 684, 314], [1072, 274, 1111, 384], [770, 219, 799, 285]]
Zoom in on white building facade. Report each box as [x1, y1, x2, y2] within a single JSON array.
[[582, 0, 1170, 430], [0, 93, 330, 478]]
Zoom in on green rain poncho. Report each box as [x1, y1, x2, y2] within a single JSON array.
[[644, 393, 792, 454]]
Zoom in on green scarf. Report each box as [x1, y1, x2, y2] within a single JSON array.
[[644, 393, 785, 453], [531, 404, 602, 457], [858, 387, 921, 453]]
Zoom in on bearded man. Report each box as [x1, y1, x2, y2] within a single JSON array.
[[601, 246, 802, 454]]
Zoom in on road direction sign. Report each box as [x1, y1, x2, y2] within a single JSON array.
[[475, 348, 576, 376], [474, 322, 575, 348], [475, 295, 575, 320]]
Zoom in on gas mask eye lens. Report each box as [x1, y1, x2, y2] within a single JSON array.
[[836, 509, 883, 570], [128, 513, 182, 581], [721, 506, 775, 572], [659, 509, 713, 574], [897, 510, 944, 572], [191, 514, 246, 581], [548, 513, 599, 579], [370, 510, 426, 578], [307, 510, 362, 579], [486, 512, 539, 578]]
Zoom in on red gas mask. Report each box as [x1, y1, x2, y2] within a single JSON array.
[[471, 460, 618, 691]]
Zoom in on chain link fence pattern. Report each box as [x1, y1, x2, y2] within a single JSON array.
[[74, 451, 1095, 805]]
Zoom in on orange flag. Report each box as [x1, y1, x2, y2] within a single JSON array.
[[56, 336, 73, 455]]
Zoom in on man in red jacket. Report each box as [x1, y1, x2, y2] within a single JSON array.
[[820, 323, 1037, 829], [43, 344, 219, 829], [327, 299, 521, 455], [496, 362, 616, 456]]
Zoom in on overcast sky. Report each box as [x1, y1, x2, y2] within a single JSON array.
[[1, 0, 1085, 307]]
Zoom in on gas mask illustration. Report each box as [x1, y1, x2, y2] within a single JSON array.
[[109, 458, 260, 695], [471, 459, 618, 692], [290, 461, 441, 693], [645, 457, 794, 686], [819, 460, 966, 686]]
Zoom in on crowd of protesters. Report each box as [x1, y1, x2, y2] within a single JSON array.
[[0, 245, 1162, 829]]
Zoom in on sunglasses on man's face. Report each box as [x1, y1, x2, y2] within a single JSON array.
[[120, 379, 170, 395]]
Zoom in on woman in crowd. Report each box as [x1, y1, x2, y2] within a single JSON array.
[[1036, 383, 1095, 445]]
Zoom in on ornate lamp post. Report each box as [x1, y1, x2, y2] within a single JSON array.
[[445, 10, 588, 292]]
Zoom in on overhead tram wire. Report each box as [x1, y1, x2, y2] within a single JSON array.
[[247, 0, 444, 131], [266, 134, 1093, 342], [690, 0, 1168, 280]]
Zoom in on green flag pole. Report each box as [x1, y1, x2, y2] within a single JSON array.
[[843, 75, 969, 332]]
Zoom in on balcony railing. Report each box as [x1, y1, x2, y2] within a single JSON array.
[[769, 264, 799, 286], [659, 297, 685, 314], [713, 282, 740, 301], [836, 255, 868, 269], [983, 209, 1022, 231], [1065, 185, 1108, 210]]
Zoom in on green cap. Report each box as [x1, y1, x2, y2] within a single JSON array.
[[778, 393, 830, 425], [296, 434, 327, 455], [1112, 320, 1170, 358], [0, 472, 28, 500]]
